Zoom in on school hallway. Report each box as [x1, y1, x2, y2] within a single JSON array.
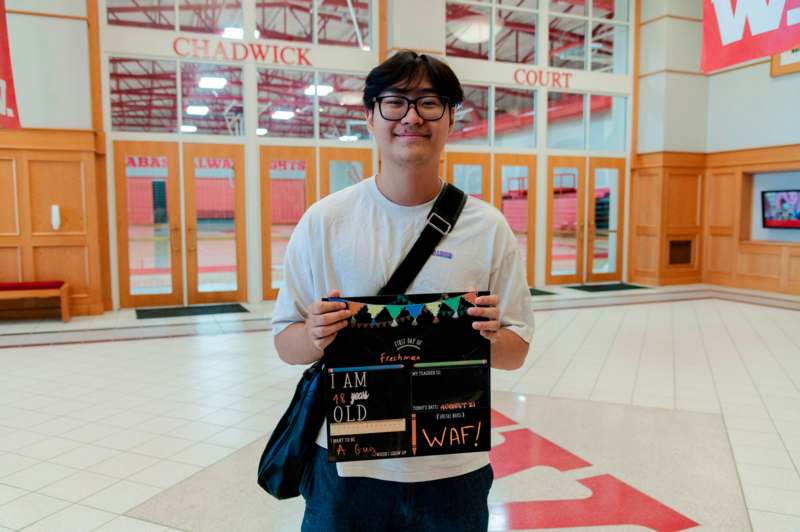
[[1, 287, 799, 531]]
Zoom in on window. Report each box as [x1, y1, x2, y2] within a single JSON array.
[[257, 68, 315, 138], [257, 0, 312, 42], [106, 0, 175, 30], [317, 72, 370, 141], [547, 91, 585, 149], [446, 2, 492, 60], [549, 0, 629, 73], [110, 57, 177, 133], [450, 85, 489, 145], [317, 0, 371, 49], [591, 21, 628, 74], [495, 6, 536, 64], [494, 87, 536, 148], [447, 0, 539, 63], [181, 62, 244, 136], [589, 94, 626, 151], [551, 0, 586, 15], [549, 16, 587, 70], [179, 0, 243, 36], [593, 0, 629, 21]]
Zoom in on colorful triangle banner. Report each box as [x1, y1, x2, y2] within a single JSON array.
[[326, 294, 481, 327], [462, 292, 477, 305]]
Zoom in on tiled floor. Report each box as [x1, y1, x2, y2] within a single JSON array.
[[1, 290, 799, 530]]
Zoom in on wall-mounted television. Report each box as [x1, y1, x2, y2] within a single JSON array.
[[762, 190, 800, 229]]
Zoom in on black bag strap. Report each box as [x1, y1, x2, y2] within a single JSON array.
[[378, 182, 467, 296]]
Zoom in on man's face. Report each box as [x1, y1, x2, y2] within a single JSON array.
[[366, 76, 455, 167]]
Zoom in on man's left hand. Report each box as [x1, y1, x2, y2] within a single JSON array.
[[467, 294, 500, 343]]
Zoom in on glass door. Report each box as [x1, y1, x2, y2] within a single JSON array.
[[547, 156, 586, 285], [183, 143, 246, 304], [261, 146, 316, 299], [587, 158, 625, 283], [494, 154, 536, 286], [320, 147, 373, 197], [114, 141, 183, 307], [445, 152, 491, 201]]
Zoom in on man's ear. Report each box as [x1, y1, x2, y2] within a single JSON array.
[[366, 108, 374, 134], [447, 107, 456, 134]]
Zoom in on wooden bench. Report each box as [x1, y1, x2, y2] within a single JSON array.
[[0, 281, 71, 322]]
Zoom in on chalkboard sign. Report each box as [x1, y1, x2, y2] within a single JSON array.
[[323, 292, 491, 462]]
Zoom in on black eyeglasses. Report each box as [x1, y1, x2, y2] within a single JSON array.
[[372, 95, 450, 121]]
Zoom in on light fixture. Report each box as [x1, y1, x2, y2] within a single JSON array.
[[336, 91, 363, 106], [339, 135, 358, 142], [222, 27, 244, 40], [361, 44, 371, 51], [271, 110, 295, 120], [186, 105, 209, 116], [198, 76, 227, 89], [447, 15, 504, 44], [254, 29, 261, 39], [180, 125, 198, 133], [256, 127, 268, 136], [304, 84, 334, 96]]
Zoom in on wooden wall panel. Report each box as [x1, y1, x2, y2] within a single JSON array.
[[0, 247, 20, 281], [634, 170, 660, 226], [628, 168, 662, 282], [707, 172, 736, 228], [29, 159, 87, 234], [788, 251, 800, 292], [707, 236, 735, 274], [736, 244, 782, 279], [33, 246, 90, 295], [633, 146, 800, 294], [665, 172, 701, 228], [0, 158, 19, 234], [633, 235, 658, 272], [0, 145, 103, 318]]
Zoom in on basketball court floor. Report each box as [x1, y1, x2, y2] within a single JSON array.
[[1, 287, 799, 531]]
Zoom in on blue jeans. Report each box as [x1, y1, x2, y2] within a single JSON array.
[[300, 445, 493, 532]]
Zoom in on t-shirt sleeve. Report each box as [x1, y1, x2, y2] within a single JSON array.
[[271, 213, 316, 336], [490, 230, 535, 344]]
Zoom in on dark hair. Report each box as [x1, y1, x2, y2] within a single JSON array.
[[362, 50, 464, 110]]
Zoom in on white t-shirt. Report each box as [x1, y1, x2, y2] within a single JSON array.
[[272, 176, 534, 482]]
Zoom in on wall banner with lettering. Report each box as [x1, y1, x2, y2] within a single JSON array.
[[0, 0, 20, 128], [702, 0, 800, 73], [324, 292, 491, 462]]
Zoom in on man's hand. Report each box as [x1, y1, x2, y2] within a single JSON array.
[[467, 294, 501, 343], [467, 294, 529, 369], [305, 290, 352, 353]]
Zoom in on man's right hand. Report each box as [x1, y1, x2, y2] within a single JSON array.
[[305, 289, 352, 354]]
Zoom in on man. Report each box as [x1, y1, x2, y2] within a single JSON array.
[[272, 50, 534, 531]]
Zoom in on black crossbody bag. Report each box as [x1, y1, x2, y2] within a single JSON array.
[[257, 183, 467, 499]]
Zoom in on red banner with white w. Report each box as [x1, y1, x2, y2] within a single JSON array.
[[702, 0, 800, 72], [0, 0, 20, 129]]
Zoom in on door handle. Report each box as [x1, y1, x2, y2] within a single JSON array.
[[170, 227, 181, 252], [187, 228, 197, 251]]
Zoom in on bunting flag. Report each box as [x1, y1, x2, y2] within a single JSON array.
[[406, 303, 424, 325], [348, 302, 365, 325], [425, 301, 443, 323], [366, 304, 383, 326], [386, 305, 404, 327], [442, 296, 462, 318], [331, 294, 483, 328]]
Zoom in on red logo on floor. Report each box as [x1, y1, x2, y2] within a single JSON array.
[[488, 410, 699, 531]]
